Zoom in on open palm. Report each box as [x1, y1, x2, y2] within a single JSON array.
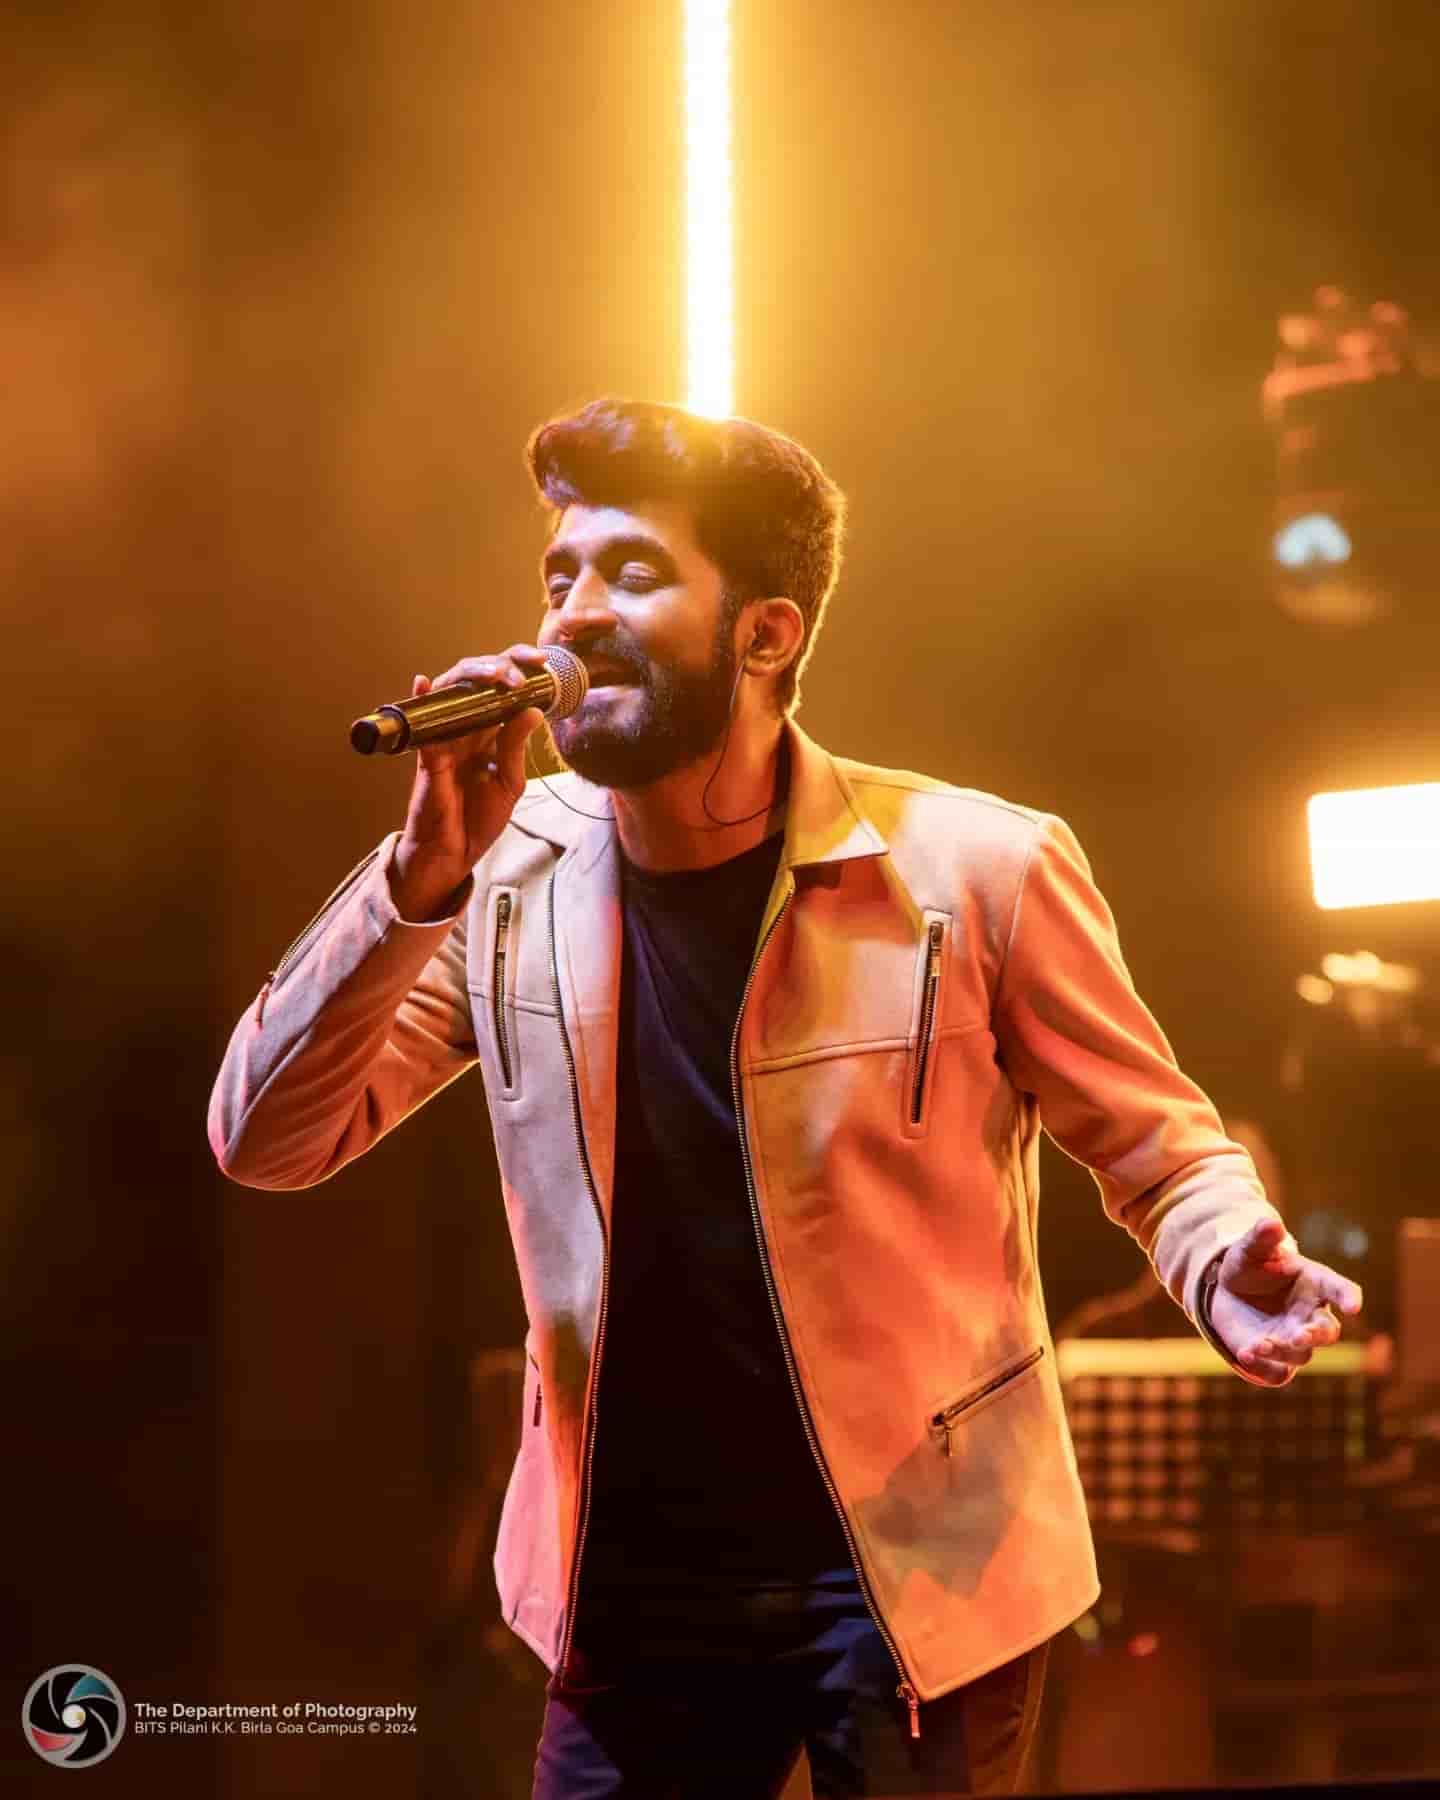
[[1209, 1216, 1363, 1386]]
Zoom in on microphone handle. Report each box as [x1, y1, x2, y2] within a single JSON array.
[[350, 669, 556, 756]]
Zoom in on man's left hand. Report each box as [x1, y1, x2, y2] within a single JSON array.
[[1210, 1217, 1364, 1386]]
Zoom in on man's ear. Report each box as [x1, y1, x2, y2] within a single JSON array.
[[742, 597, 805, 675]]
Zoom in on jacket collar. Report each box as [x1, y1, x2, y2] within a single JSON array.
[[510, 719, 890, 873], [781, 720, 889, 869]]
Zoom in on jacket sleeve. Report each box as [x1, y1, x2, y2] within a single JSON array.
[[208, 832, 479, 1190], [990, 813, 1281, 1327]]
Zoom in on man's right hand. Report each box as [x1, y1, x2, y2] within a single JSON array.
[[389, 646, 550, 921]]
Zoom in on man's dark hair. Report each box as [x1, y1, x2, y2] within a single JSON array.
[[525, 397, 846, 716]]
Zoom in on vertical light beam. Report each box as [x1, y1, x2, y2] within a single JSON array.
[[685, 0, 733, 418]]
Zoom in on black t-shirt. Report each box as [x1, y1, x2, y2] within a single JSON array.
[[579, 828, 854, 1594]]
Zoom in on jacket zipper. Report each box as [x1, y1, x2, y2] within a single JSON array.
[[550, 867, 611, 1683], [731, 883, 924, 1741], [909, 919, 944, 1124], [492, 893, 514, 1088], [255, 847, 382, 1027], [928, 1346, 1046, 1458]]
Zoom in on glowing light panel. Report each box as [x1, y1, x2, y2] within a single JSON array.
[[1273, 513, 1352, 569], [685, 0, 733, 418], [1308, 784, 1440, 909]]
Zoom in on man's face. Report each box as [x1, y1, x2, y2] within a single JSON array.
[[537, 499, 741, 790]]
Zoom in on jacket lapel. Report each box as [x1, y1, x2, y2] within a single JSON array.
[[549, 807, 622, 1233]]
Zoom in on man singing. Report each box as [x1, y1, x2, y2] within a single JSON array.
[[210, 398, 1362, 1797]]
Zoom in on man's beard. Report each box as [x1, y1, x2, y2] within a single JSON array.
[[549, 616, 740, 792]]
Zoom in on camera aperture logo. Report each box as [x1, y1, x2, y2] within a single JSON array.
[[23, 1666, 126, 1767]]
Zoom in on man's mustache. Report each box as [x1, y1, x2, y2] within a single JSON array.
[[578, 637, 650, 686]]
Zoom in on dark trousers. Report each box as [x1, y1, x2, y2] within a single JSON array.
[[532, 1569, 1050, 1799]]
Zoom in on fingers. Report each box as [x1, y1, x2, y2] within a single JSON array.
[[1238, 1338, 1301, 1373], [425, 645, 549, 694], [1322, 1272, 1365, 1316], [1238, 1217, 1301, 1270], [1236, 1349, 1298, 1387], [1298, 1304, 1342, 1348], [502, 642, 551, 668], [1230, 1227, 1366, 1315], [1241, 1329, 1314, 1369], [407, 667, 468, 778], [491, 707, 545, 798], [1286, 1251, 1362, 1318], [410, 653, 546, 779], [1238, 1303, 1340, 1379]]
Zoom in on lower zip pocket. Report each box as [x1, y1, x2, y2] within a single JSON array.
[[928, 1345, 1045, 1456], [527, 1351, 542, 1428]]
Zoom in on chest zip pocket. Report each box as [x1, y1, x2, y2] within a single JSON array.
[[903, 910, 950, 1136], [488, 887, 522, 1098]]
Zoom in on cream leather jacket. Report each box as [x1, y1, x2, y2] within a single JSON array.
[[210, 721, 1275, 1716]]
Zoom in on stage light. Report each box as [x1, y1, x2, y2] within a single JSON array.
[[1263, 288, 1440, 626], [1307, 784, 1440, 909], [1318, 949, 1419, 990], [1272, 512, 1351, 569], [684, 0, 733, 418]]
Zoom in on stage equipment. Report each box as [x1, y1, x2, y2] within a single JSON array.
[[1281, 951, 1439, 1333], [1264, 287, 1440, 625], [1049, 1342, 1440, 1789], [1057, 1338, 1381, 1533], [1397, 1218, 1440, 1386]]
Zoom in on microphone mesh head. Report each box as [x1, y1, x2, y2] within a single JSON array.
[[542, 644, 589, 719]]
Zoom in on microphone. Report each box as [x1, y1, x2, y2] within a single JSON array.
[[350, 644, 589, 756]]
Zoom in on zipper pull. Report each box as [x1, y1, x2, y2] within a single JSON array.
[[255, 972, 277, 1029], [897, 1680, 921, 1739], [930, 1414, 953, 1458], [532, 1382, 542, 1428]]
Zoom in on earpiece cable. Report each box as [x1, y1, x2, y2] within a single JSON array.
[[524, 649, 782, 831]]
